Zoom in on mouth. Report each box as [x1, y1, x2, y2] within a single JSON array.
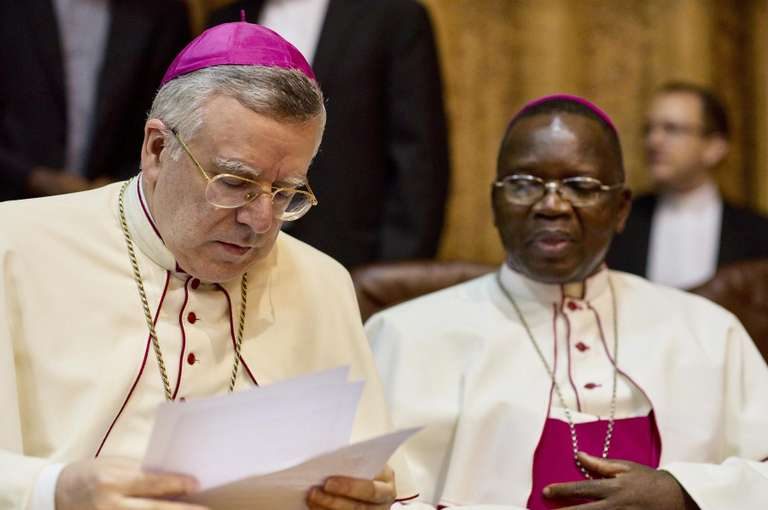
[[529, 230, 575, 257], [214, 241, 255, 257], [647, 151, 666, 165]]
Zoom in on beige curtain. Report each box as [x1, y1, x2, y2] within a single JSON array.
[[190, 0, 768, 264]]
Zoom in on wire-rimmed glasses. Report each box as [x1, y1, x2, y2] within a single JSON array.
[[493, 174, 624, 207], [170, 128, 318, 221]]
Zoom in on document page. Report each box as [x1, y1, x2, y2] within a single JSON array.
[[142, 367, 419, 509]]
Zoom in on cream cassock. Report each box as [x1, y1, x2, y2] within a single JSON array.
[[369, 265, 768, 510], [0, 177, 412, 509]]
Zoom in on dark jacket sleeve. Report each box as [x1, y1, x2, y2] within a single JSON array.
[[378, 1, 450, 260], [96, 0, 191, 182], [0, 150, 33, 200]]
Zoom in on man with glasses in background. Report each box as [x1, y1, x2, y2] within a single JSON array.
[[367, 95, 768, 509], [0, 21, 409, 510], [607, 82, 768, 289]]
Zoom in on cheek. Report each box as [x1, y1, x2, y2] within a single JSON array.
[[582, 210, 621, 243], [493, 200, 528, 230], [495, 213, 528, 251], [168, 200, 224, 248]]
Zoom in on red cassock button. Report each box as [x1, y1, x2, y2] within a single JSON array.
[[567, 301, 581, 311], [179, 396, 186, 402], [575, 342, 590, 352], [584, 382, 601, 390], [187, 352, 197, 365], [187, 312, 197, 324], [190, 278, 200, 289]]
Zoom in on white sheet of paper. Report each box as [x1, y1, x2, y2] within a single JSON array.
[[143, 367, 364, 489], [183, 428, 420, 510]]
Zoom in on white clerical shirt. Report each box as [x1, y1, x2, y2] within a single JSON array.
[[258, 0, 330, 64], [52, 0, 111, 175], [647, 180, 722, 289]]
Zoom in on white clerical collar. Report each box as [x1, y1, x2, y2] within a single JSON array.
[[659, 178, 720, 212], [498, 263, 610, 304], [123, 174, 178, 273]]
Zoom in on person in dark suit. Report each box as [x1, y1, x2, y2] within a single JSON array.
[[606, 82, 768, 288], [210, 0, 450, 269], [0, 0, 190, 201]]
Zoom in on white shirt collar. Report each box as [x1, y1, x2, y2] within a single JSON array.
[[498, 263, 610, 304], [123, 174, 177, 273], [658, 178, 720, 212]]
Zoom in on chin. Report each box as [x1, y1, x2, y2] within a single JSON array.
[[178, 257, 249, 283], [184, 244, 275, 283], [522, 261, 592, 285], [650, 169, 676, 188]]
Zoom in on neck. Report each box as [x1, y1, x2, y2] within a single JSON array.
[[661, 173, 715, 196], [561, 280, 585, 299]]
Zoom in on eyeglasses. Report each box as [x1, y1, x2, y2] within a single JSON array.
[[493, 174, 624, 207], [169, 128, 318, 221], [642, 121, 706, 138]]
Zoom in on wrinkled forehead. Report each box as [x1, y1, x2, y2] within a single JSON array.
[[499, 113, 621, 177]]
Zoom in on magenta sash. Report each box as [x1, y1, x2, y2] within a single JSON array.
[[526, 411, 661, 509]]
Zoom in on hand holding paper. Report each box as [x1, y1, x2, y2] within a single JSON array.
[[142, 367, 420, 510], [307, 465, 396, 510]]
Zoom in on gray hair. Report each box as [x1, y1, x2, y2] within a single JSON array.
[[148, 65, 326, 160]]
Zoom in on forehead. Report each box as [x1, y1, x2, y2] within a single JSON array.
[[500, 112, 619, 180], [193, 95, 323, 180], [647, 92, 703, 123]]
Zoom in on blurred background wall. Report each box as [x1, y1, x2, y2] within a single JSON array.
[[189, 0, 768, 264]]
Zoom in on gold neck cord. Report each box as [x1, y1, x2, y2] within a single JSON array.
[[118, 181, 248, 400], [496, 271, 619, 479]]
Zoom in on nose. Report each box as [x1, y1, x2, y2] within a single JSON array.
[[532, 182, 573, 217], [235, 195, 273, 234], [645, 124, 664, 149]]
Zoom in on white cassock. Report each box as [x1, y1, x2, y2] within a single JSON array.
[[0, 177, 413, 509], [367, 265, 768, 510]]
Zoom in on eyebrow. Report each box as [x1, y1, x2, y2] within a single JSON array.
[[212, 157, 308, 188], [277, 176, 308, 187], [212, 157, 263, 179], [506, 163, 602, 178]]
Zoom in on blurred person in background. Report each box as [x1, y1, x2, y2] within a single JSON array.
[[607, 82, 768, 288], [0, 0, 190, 200], [210, 0, 450, 268]]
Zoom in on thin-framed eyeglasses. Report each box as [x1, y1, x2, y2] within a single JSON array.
[[642, 121, 707, 139], [169, 128, 318, 221], [493, 174, 624, 207]]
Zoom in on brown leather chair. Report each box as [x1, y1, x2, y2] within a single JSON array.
[[691, 259, 768, 362], [351, 260, 496, 321], [352, 258, 768, 362]]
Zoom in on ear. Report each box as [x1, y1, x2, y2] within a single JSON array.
[[614, 188, 632, 234], [702, 136, 729, 168], [141, 118, 169, 190]]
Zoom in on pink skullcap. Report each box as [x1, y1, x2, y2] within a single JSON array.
[[512, 93, 616, 133], [160, 20, 315, 86]]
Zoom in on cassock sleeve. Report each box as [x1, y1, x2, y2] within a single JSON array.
[[370, 313, 530, 510], [368, 311, 455, 507], [662, 318, 768, 509], [0, 249, 56, 509]]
